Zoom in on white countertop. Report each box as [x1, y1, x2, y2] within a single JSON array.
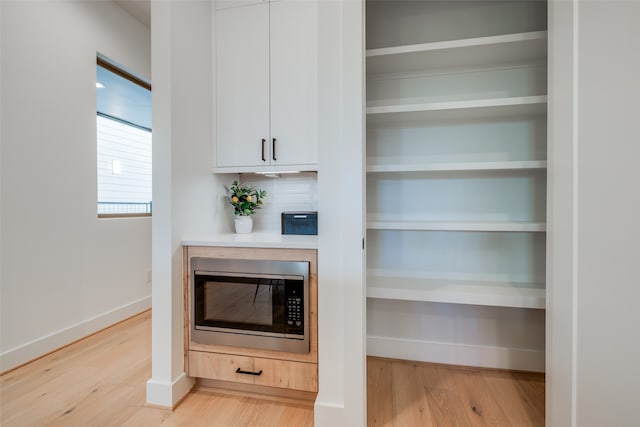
[[182, 233, 318, 249]]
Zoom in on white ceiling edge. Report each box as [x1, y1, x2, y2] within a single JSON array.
[[114, 0, 151, 29]]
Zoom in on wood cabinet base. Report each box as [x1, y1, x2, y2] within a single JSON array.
[[184, 246, 319, 397], [188, 350, 318, 393], [197, 378, 317, 404]]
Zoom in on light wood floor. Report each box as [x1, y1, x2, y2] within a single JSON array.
[[0, 310, 544, 426], [368, 358, 544, 427]]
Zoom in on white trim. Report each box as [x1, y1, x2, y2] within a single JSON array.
[[571, 0, 579, 423], [314, 401, 347, 426], [146, 372, 195, 408], [546, 0, 579, 424], [0, 296, 151, 372], [367, 335, 545, 372]]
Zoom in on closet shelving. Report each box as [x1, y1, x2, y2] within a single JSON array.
[[367, 160, 547, 173], [365, 0, 548, 369], [366, 220, 546, 232], [366, 30, 548, 75], [366, 95, 547, 125], [367, 276, 545, 309]]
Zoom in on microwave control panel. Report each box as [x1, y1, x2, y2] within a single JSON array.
[[285, 286, 304, 335]]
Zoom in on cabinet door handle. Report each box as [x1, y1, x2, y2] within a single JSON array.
[[235, 367, 263, 376], [261, 138, 266, 162], [272, 138, 277, 161]]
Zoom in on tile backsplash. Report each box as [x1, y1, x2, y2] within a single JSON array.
[[238, 173, 318, 233]]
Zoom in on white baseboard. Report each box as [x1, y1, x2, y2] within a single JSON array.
[[146, 373, 195, 408], [367, 335, 545, 372], [0, 296, 151, 372], [314, 401, 347, 427]]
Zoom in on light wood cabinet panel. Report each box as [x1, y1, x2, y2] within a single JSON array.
[[184, 246, 318, 393], [253, 358, 318, 392], [186, 246, 317, 364], [189, 351, 255, 385], [188, 351, 318, 392]]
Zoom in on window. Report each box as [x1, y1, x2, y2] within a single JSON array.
[[96, 56, 152, 217]]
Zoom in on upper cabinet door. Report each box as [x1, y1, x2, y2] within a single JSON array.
[[216, 3, 270, 169], [269, 0, 318, 167]]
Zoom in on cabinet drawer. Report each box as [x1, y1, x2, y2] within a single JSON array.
[[189, 351, 255, 385], [188, 351, 318, 392], [253, 357, 318, 392]]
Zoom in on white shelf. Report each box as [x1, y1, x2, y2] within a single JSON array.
[[367, 31, 548, 76], [367, 95, 547, 115], [366, 220, 546, 232], [367, 160, 547, 173], [367, 275, 545, 309], [366, 95, 547, 125]]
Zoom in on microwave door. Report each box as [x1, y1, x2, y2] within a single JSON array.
[[196, 275, 285, 335]]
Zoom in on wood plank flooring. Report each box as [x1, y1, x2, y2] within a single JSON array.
[[367, 357, 545, 427], [1, 310, 544, 426]]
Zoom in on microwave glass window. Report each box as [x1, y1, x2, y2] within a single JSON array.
[[195, 274, 288, 334], [203, 279, 284, 326]]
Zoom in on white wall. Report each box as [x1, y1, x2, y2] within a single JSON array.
[[548, 0, 640, 425], [0, 1, 151, 371], [575, 1, 640, 424], [147, 0, 227, 407]]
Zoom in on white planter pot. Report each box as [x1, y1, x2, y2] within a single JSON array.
[[234, 216, 253, 234]]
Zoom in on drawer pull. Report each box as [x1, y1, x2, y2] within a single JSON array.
[[235, 367, 263, 376]]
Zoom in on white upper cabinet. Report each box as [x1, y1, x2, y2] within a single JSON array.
[[215, 0, 318, 172], [269, 0, 318, 168], [216, 3, 270, 169]]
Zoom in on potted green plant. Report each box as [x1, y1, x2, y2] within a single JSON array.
[[226, 180, 267, 233]]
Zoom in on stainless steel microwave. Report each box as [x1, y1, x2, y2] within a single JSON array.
[[190, 257, 310, 354]]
